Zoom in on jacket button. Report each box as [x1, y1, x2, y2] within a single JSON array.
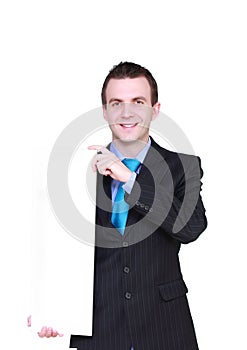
[[123, 266, 130, 274], [123, 241, 129, 247], [125, 292, 132, 300], [144, 205, 149, 211], [135, 201, 140, 207], [140, 203, 145, 208]]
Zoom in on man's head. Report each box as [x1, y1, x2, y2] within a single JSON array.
[[101, 62, 158, 107], [102, 62, 160, 144]]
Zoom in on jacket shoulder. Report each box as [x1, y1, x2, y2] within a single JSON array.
[[150, 137, 203, 177], [151, 137, 199, 162]]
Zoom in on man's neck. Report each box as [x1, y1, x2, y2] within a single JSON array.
[[112, 138, 149, 158]]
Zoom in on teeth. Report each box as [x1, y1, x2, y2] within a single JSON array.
[[121, 124, 136, 128]]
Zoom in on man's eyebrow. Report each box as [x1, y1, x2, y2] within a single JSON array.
[[108, 96, 147, 104], [108, 98, 123, 104], [132, 96, 147, 102]]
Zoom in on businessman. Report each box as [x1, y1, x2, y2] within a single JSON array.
[[37, 62, 207, 349]]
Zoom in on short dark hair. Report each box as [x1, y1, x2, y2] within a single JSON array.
[[101, 62, 158, 106]]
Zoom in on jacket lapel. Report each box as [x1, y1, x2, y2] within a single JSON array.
[[124, 138, 168, 238]]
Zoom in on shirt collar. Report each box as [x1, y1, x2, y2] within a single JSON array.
[[110, 137, 151, 163]]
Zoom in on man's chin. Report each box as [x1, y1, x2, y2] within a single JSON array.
[[113, 137, 148, 145], [113, 136, 138, 143], [119, 137, 137, 143]]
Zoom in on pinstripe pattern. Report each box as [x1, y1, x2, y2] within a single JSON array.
[[70, 138, 207, 350]]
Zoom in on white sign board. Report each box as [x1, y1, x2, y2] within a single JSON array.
[[30, 147, 95, 348]]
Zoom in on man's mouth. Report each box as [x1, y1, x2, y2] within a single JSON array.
[[119, 123, 138, 129]]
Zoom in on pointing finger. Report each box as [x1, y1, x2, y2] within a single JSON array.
[[88, 145, 109, 154], [88, 145, 104, 151]]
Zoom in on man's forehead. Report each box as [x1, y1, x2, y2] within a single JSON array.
[[105, 77, 151, 100]]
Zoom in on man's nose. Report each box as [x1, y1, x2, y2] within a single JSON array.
[[121, 103, 133, 117]]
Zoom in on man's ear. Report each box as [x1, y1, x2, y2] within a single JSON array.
[[102, 105, 108, 121], [151, 102, 161, 121]]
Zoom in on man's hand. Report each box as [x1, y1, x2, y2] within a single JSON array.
[[27, 315, 64, 338], [37, 326, 64, 338], [88, 145, 132, 182]]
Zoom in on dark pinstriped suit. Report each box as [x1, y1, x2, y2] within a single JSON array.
[[70, 137, 207, 350]]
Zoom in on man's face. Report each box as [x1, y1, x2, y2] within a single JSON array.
[[103, 77, 160, 143]]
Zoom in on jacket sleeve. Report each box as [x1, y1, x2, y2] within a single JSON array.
[[124, 154, 207, 244]]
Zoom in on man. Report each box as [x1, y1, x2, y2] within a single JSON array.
[[36, 62, 207, 349]]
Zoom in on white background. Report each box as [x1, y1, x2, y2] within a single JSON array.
[[1, 0, 247, 349]]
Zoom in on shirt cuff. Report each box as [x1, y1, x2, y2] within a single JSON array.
[[122, 172, 137, 194]]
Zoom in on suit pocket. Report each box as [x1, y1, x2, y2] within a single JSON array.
[[158, 279, 188, 302]]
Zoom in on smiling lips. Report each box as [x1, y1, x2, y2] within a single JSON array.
[[120, 123, 138, 129]]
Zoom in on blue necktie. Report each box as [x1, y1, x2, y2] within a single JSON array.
[[111, 158, 141, 235]]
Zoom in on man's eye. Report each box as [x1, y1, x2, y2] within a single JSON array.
[[112, 102, 120, 107], [135, 100, 144, 104]]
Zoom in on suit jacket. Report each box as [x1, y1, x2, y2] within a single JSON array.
[[70, 137, 207, 350]]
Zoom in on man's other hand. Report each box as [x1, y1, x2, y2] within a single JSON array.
[[88, 145, 132, 182], [27, 315, 64, 338]]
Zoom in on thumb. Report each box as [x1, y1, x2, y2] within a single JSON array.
[[27, 315, 31, 327]]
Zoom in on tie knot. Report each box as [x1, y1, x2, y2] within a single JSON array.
[[122, 158, 141, 172]]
